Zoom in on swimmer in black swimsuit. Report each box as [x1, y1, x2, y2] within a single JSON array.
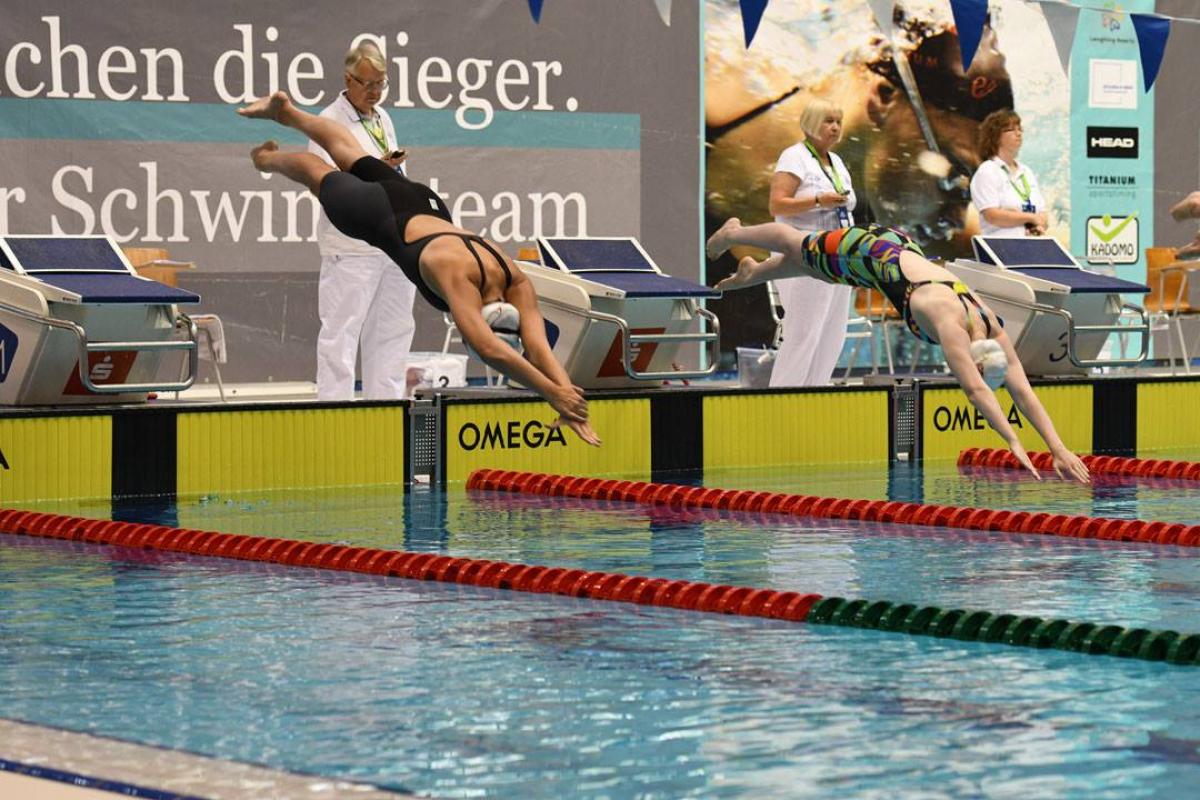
[[237, 91, 599, 446], [707, 217, 1089, 483]]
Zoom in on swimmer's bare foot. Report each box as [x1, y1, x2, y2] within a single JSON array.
[[706, 217, 741, 260], [237, 91, 290, 121], [1172, 191, 1200, 222], [250, 140, 280, 171], [714, 255, 761, 291]]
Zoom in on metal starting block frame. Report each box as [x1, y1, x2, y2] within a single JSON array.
[[948, 236, 1150, 375], [518, 237, 720, 388], [0, 235, 201, 405]]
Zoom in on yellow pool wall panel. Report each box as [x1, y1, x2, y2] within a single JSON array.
[[704, 391, 889, 468], [0, 415, 112, 502], [176, 406, 405, 496]]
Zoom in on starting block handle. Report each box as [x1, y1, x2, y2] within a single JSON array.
[[589, 306, 722, 381], [75, 313, 200, 394], [0, 297, 200, 394], [1049, 302, 1150, 369]]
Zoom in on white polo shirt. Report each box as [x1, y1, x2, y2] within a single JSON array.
[[970, 157, 1045, 238], [773, 141, 856, 230]]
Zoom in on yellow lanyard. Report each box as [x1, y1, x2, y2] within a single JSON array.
[[1001, 163, 1032, 204], [804, 141, 846, 194], [357, 111, 388, 154]]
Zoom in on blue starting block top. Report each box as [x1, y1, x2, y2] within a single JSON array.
[[538, 237, 718, 299], [0, 235, 199, 304], [972, 235, 1148, 294], [1011, 267, 1149, 294]]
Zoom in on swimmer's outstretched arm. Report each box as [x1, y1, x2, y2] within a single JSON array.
[[439, 270, 601, 447], [938, 321, 1089, 483], [989, 331, 1089, 483]]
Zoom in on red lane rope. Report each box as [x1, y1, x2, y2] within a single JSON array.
[[5, 504, 1200, 665], [466, 469, 1200, 547], [0, 508, 821, 623], [959, 447, 1200, 481]]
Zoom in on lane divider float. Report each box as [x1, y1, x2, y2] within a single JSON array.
[[1, 506, 1197, 665], [960, 447, 1200, 481], [466, 469, 1200, 547]]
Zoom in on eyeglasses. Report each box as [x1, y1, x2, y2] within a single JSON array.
[[347, 73, 388, 91]]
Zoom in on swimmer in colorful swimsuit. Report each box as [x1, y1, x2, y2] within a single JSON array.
[[238, 91, 599, 446], [707, 218, 1089, 483]]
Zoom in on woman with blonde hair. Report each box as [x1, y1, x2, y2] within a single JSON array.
[[763, 97, 858, 387], [970, 110, 1048, 237]]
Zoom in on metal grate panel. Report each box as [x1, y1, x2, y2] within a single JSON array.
[[892, 383, 918, 461], [408, 400, 441, 484]]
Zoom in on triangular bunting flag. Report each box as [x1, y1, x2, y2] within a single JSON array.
[[739, 0, 770, 48], [528, 0, 544, 24], [1131, 13, 1171, 92], [948, 0, 988, 71], [653, 0, 672, 26], [865, 0, 894, 38], [1040, 2, 1080, 77]]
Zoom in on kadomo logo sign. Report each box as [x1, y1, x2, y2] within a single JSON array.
[[1087, 126, 1138, 159], [1086, 213, 1139, 265]]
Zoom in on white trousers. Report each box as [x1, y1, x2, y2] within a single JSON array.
[[317, 253, 417, 400], [769, 276, 852, 387]]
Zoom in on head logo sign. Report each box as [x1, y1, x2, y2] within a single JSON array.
[[0, 323, 19, 383], [1086, 213, 1139, 265]]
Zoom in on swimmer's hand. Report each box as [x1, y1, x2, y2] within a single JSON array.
[[1051, 448, 1091, 484], [552, 416, 602, 447], [1009, 440, 1041, 481], [548, 384, 588, 422]]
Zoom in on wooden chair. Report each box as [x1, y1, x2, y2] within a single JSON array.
[[123, 246, 226, 397], [121, 246, 195, 288], [1145, 246, 1200, 372]]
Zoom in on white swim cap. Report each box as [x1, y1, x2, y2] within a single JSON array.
[[970, 339, 1008, 389], [465, 301, 522, 360]]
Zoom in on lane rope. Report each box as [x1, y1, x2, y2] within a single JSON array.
[[959, 447, 1200, 481], [1, 505, 1197, 665], [465, 469, 1200, 547]]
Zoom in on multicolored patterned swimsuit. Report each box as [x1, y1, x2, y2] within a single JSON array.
[[799, 225, 994, 343]]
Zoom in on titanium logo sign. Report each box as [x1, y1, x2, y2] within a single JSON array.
[[1087, 126, 1138, 159], [1087, 213, 1139, 264], [0, 323, 18, 383]]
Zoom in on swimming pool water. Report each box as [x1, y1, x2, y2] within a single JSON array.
[[3, 461, 1200, 797]]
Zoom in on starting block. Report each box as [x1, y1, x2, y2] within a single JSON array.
[[948, 236, 1150, 375], [0, 235, 201, 404], [518, 237, 720, 388]]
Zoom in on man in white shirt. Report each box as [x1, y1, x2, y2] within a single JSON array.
[[310, 41, 415, 400]]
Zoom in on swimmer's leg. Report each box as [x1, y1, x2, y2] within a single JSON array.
[[250, 140, 336, 195], [239, 91, 368, 172], [715, 252, 805, 291], [707, 218, 812, 262]]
